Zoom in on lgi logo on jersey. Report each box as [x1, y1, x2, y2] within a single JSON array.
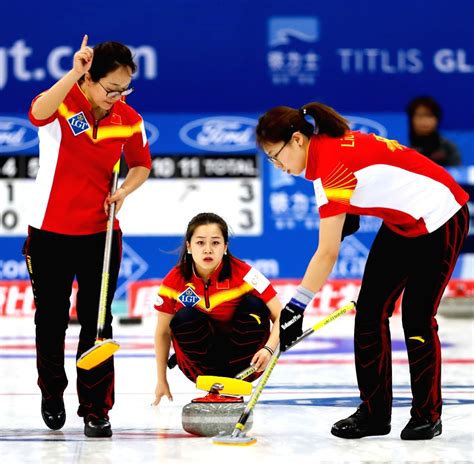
[[178, 286, 201, 308], [67, 112, 90, 136]]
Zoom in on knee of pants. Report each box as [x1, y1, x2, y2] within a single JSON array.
[[402, 313, 438, 338], [354, 305, 393, 327], [234, 295, 270, 318], [34, 309, 69, 332], [170, 307, 208, 331], [402, 324, 434, 342]]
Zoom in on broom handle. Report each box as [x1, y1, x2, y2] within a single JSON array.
[[97, 160, 120, 339], [230, 301, 356, 436], [234, 300, 357, 380]]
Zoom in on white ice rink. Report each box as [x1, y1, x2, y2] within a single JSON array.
[[1, 312, 473, 464]]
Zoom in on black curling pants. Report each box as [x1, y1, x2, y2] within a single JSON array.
[[170, 295, 271, 382], [23, 226, 122, 421], [355, 205, 469, 423]]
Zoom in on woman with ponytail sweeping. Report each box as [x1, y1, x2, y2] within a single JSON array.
[[256, 102, 469, 440]]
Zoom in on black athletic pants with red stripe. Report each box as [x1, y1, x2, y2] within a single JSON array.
[[23, 226, 122, 421], [355, 205, 469, 423], [170, 295, 271, 382]]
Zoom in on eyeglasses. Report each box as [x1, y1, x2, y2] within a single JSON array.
[[265, 139, 289, 166], [98, 81, 134, 98]]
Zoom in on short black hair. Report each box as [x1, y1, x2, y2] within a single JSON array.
[[88, 41, 136, 82], [406, 96, 442, 121]]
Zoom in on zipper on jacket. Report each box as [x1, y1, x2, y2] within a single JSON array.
[[204, 281, 210, 309], [93, 120, 99, 139]]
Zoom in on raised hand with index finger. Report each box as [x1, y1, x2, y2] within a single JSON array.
[[73, 34, 93, 77]]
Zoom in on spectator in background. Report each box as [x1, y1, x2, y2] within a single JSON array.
[[406, 96, 461, 167]]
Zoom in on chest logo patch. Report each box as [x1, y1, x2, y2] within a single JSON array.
[[67, 111, 90, 136], [178, 287, 201, 308]]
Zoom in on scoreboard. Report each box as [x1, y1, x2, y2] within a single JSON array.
[[0, 153, 263, 236]]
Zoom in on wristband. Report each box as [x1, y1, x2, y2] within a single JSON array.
[[263, 345, 274, 355], [290, 285, 315, 311]]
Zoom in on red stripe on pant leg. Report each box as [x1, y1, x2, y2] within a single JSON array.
[[428, 207, 469, 421], [172, 338, 204, 382], [434, 206, 469, 312], [355, 278, 406, 417], [410, 206, 469, 422]]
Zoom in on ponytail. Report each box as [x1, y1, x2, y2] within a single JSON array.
[[256, 102, 350, 147], [301, 102, 350, 137]]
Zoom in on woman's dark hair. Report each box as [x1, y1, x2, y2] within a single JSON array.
[[256, 102, 350, 147], [406, 95, 443, 155], [178, 212, 234, 281], [86, 41, 136, 82], [406, 96, 442, 122]]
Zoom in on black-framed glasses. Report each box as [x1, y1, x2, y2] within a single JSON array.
[[265, 139, 289, 166], [98, 81, 134, 98]]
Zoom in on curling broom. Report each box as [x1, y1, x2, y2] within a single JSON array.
[[196, 364, 256, 396], [77, 159, 121, 370], [212, 300, 356, 445]]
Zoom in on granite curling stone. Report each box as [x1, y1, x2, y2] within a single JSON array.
[[182, 397, 253, 437]]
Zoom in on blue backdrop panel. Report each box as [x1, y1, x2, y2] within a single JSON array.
[[1, 0, 473, 292], [1, 0, 473, 128]]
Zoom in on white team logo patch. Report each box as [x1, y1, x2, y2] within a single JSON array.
[[67, 111, 90, 136], [244, 267, 270, 294], [313, 178, 328, 207]]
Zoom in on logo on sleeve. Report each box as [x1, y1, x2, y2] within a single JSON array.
[[178, 286, 201, 308], [67, 112, 90, 136], [313, 178, 328, 207], [154, 295, 164, 307], [244, 267, 270, 294]]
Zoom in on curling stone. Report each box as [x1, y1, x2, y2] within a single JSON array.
[[182, 393, 253, 437]]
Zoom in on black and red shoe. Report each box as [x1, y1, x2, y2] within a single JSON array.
[[331, 406, 391, 439], [84, 415, 112, 438], [41, 397, 66, 430], [400, 417, 442, 440]]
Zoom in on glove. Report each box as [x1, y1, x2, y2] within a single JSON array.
[[279, 300, 305, 352], [279, 285, 315, 351]]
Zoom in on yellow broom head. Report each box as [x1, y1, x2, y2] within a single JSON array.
[[212, 426, 257, 446], [196, 375, 252, 396], [76, 339, 120, 370]]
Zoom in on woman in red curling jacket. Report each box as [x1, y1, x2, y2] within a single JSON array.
[[152, 212, 282, 405], [24, 35, 151, 438], [256, 103, 469, 441]]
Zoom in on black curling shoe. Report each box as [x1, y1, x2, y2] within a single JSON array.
[[84, 417, 112, 438], [400, 417, 442, 440], [41, 397, 66, 430], [331, 407, 391, 439]]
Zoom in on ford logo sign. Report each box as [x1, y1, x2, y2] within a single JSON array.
[[0, 116, 39, 153], [345, 116, 387, 137], [144, 121, 159, 147], [179, 116, 257, 152]]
